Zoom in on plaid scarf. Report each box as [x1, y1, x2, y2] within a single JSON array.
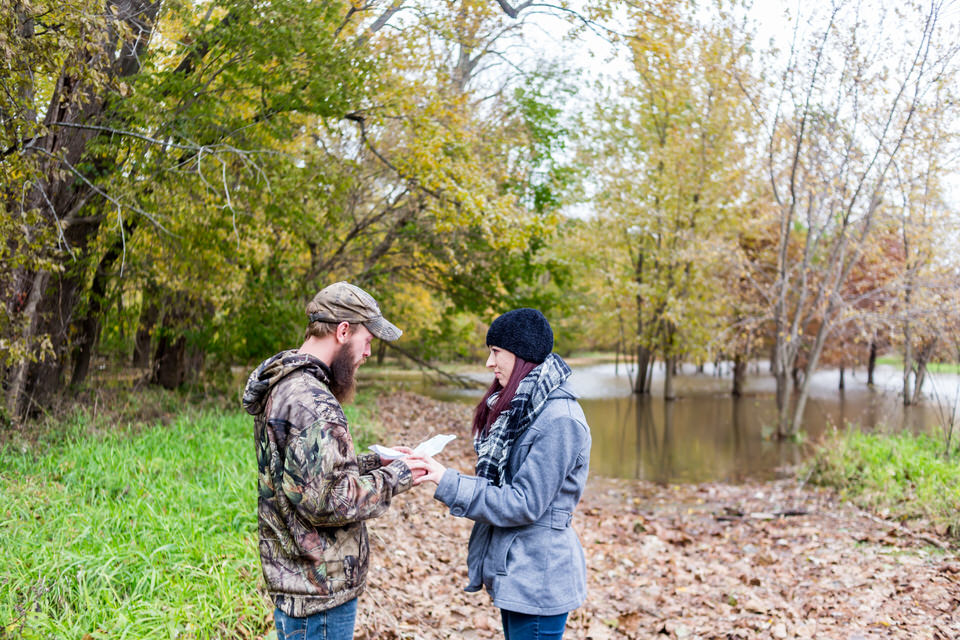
[[474, 353, 572, 486]]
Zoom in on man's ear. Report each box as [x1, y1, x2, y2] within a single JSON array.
[[336, 321, 351, 343]]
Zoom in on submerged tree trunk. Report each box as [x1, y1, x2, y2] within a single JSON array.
[[775, 368, 793, 437], [732, 354, 747, 397], [634, 345, 652, 395], [912, 362, 927, 404], [911, 341, 935, 404], [633, 250, 651, 395], [664, 355, 676, 400], [903, 301, 914, 405]]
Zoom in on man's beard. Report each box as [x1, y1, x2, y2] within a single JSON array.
[[328, 341, 359, 404]]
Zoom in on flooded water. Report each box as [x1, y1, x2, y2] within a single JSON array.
[[367, 361, 958, 484]]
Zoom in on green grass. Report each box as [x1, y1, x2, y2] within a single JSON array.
[[805, 428, 960, 540], [0, 393, 383, 639], [875, 356, 960, 374]]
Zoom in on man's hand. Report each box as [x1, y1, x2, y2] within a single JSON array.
[[380, 445, 414, 467]]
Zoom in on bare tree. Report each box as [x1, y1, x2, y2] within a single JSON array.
[[751, 0, 960, 437]]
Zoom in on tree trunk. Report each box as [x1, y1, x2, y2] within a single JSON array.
[[152, 333, 188, 389], [912, 341, 936, 404], [70, 227, 131, 387], [150, 296, 208, 389], [11, 264, 93, 420], [867, 341, 877, 386], [791, 365, 803, 389], [790, 379, 811, 439], [903, 311, 914, 405], [774, 367, 793, 438], [633, 248, 651, 395], [663, 355, 676, 400], [634, 345, 652, 395], [4, 270, 51, 420], [838, 366, 845, 391], [912, 362, 927, 404], [732, 354, 747, 397], [133, 295, 160, 369]]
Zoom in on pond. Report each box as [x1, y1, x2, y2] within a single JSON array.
[[366, 361, 958, 484]]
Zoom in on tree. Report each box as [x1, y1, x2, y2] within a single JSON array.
[[1, 0, 386, 420], [889, 64, 960, 405], [747, 0, 960, 437], [586, 0, 758, 398]]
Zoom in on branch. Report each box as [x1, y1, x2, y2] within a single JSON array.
[[367, 0, 403, 34], [35, 147, 176, 237], [345, 112, 450, 203], [385, 341, 478, 389], [495, 0, 535, 19], [173, 11, 235, 76], [48, 121, 201, 151]]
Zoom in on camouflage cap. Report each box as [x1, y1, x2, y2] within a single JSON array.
[[307, 281, 402, 341]]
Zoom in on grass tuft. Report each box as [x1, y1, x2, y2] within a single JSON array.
[[805, 427, 960, 540]]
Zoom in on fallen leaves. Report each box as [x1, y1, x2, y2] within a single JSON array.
[[350, 392, 960, 639]]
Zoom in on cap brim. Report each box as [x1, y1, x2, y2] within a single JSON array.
[[364, 315, 402, 341]]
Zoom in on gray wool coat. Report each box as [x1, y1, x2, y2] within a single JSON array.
[[434, 383, 591, 616]]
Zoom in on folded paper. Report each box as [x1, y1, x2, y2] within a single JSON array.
[[370, 433, 456, 460]]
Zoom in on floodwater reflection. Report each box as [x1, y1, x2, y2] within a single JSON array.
[[583, 394, 795, 483], [374, 362, 954, 483]]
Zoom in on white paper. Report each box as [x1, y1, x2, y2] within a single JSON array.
[[368, 444, 406, 459], [413, 433, 457, 457], [370, 433, 456, 460]]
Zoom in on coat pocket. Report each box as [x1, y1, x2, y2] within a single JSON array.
[[489, 529, 520, 577]]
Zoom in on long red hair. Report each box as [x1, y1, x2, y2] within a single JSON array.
[[471, 356, 538, 438]]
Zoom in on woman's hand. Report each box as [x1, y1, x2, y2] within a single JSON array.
[[380, 445, 414, 467], [404, 454, 447, 486]]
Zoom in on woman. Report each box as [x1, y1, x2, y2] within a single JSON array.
[[406, 308, 591, 640]]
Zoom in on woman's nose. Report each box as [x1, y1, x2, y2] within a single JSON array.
[[486, 353, 495, 368]]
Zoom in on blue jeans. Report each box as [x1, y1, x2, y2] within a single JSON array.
[[274, 599, 358, 640], [500, 609, 568, 640]]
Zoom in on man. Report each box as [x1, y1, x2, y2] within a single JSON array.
[[242, 281, 414, 640]]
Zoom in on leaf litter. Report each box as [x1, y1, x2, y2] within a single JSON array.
[[352, 392, 959, 640]]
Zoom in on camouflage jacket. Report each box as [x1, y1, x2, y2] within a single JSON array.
[[242, 350, 412, 616]]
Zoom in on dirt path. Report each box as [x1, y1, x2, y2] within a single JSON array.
[[355, 392, 960, 640]]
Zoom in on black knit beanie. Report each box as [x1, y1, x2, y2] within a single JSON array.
[[485, 308, 554, 364]]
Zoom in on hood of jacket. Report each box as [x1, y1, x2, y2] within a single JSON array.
[[242, 350, 330, 416]]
